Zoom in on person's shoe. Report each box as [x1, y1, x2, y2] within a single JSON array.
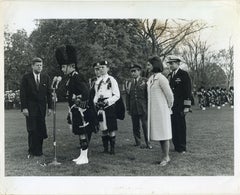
[[140, 145, 153, 149], [146, 145, 153, 149], [38, 161, 47, 167], [178, 150, 186, 154], [102, 149, 109, 154], [72, 155, 81, 162], [72, 149, 82, 162], [76, 156, 89, 165], [109, 148, 115, 155], [134, 143, 140, 147], [76, 149, 89, 165], [35, 155, 47, 166], [159, 157, 170, 166], [27, 154, 34, 159]]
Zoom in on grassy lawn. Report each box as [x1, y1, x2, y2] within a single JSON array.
[[4, 102, 234, 176]]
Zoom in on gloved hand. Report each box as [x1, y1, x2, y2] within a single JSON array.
[[183, 107, 192, 115], [93, 125, 99, 133], [74, 98, 88, 109]]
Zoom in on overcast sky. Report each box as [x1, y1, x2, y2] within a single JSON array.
[[3, 1, 239, 52]]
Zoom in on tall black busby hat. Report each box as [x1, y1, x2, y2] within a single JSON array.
[[55, 45, 78, 68]]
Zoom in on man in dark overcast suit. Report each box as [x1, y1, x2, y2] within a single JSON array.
[[167, 55, 192, 154], [20, 57, 52, 159]]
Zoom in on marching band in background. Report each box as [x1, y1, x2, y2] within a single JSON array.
[[16, 48, 234, 166], [196, 86, 234, 110]]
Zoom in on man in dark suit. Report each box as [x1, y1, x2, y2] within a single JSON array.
[[167, 55, 192, 153], [126, 64, 152, 149], [20, 57, 52, 159]]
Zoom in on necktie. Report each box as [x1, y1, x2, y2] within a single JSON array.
[[134, 78, 137, 86], [36, 75, 40, 89]]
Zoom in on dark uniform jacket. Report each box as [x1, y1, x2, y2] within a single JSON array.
[[66, 71, 90, 107], [168, 68, 192, 112], [66, 71, 98, 134], [126, 77, 148, 116], [20, 72, 52, 117]]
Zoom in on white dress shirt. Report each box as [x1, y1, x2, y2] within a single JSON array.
[[33, 72, 40, 84]]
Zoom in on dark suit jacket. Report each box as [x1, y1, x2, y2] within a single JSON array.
[[126, 77, 148, 115], [169, 68, 192, 112], [20, 72, 52, 117]]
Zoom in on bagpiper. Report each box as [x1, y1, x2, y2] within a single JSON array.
[[55, 44, 97, 165]]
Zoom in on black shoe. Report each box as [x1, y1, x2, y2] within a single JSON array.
[[140, 145, 153, 149], [102, 149, 109, 154], [27, 154, 34, 159], [146, 145, 153, 149], [179, 151, 186, 154], [110, 148, 115, 155], [176, 149, 186, 154], [134, 143, 140, 147]]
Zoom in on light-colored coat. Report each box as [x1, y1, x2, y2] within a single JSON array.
[[147, 73, 174, 141]]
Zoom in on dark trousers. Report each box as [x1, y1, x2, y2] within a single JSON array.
[[26, 116, 47, 156], [171, 112, 186, 152], [131, 114, 148, 146]]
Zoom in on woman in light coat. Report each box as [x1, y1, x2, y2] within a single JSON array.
[[147, 56, 174, 166]]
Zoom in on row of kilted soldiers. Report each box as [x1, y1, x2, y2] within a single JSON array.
[[196, 86, 234, 110]]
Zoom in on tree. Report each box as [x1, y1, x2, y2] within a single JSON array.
[[29, 19, 146, 79], [181, 37, 210, 88], [204, 63, 227, 88], [181, 36, 229, 89], [4, 28, 34, 90], [138, 19, 208, 59], [212, 43, 234, 88], [28, 19, 147, 99]]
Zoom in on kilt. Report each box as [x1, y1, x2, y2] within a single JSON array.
[[71, 106, 96, 135], [104, 105, 118, 131]]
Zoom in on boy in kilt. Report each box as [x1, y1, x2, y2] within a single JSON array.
[[55, 45, 97, 165], [93, 60, 120, 155]]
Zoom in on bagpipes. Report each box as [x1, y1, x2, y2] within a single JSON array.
[[96, 95, 108, 131], [67, 94, 89, 134]]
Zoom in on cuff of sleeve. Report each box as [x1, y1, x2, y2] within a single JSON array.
[[184, 100, 191, 108]]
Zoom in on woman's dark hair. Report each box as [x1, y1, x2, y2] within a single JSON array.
[[148, 56, 163, 73]]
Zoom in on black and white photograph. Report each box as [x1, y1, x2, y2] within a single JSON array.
[[1, 0, 239, 194]]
